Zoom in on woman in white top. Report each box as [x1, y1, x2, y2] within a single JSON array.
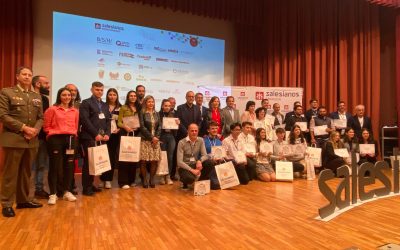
[[253, 107, 274, 141], [255, 128, 276, 182], [241, 101, 256, 124]]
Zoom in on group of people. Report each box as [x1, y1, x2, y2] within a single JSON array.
[[0, 66, 378, 218]]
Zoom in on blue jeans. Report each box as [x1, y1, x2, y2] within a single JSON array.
[[160, 133, 176, 177], [32, 139, 49, 191]]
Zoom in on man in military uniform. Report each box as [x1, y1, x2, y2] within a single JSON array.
[[0, 66, 43, 217]]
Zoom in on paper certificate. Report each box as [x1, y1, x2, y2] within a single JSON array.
[[233, 151, 247, 164], [244, 142, 256, 154], [314, 125, 328, 136], [211, 146, 227, 159], [278, 144, 293, 156], [359, 144, 375, 155], [253, 120, 264, 130], [291, 144, 306, 155], [333, 119, 347, 129], [122, 115, 139, 129], [260, 141, 273, 154], [194, 180, 210, 196], [275, 161, 294, 181], [334, 148, 349, 158], [162, 117, 179, 130], [295, 122, 307, 131]]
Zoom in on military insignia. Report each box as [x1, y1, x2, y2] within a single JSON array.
[[32, 98, 42, 105]]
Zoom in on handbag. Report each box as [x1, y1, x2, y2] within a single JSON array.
[[119, 132, 141, 162]]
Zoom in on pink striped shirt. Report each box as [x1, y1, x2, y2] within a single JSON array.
[[43, 106, 79, 137]]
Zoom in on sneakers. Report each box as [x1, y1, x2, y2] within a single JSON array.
[[105, 181, 112, 189], [48, 194, 58, 205], [166, 176, 173, 185], [159, 177, 166, 185], [63, 191, 77, 202], [121, 185, 130, 189]]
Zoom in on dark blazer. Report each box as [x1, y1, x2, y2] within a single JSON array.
[[139, 110, 161, 141], [176, 103, 202, 140], [305, 108, 318, 123], [221, 106, 240, 137], [329, 111, 352, 120], [79, 96, 111, 141], [284, 111, 295, 124], [271, 112, 285, 128], [348, 115, 373, 140], [285, 115, 307, 131], [198, 105, 208, 136]]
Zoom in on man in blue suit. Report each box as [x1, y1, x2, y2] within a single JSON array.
[[176, 91, 202, 141], [330, 101, 352, 136], [79, 82, 111, 196], [195, 92, 208, 137]]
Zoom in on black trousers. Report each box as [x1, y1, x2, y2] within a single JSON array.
[[47, 134, 76, 195], [229, 160, 250, 185], [101, 134, 120, 182], [118, 161, 137, 186], [246, 157, 257, 180]]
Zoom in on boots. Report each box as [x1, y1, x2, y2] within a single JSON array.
[[149, 162, 157, 188], [140, 163, 148, 188]]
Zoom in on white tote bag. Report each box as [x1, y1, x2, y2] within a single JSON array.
[[275, 161, 294, 182], [215, 161, 240, 189], [305, 157, 316, 180], [306, 144, 322, 167], [156, 151, 169, 176], [88, 142, 112, 176], [119, 134, 141, 162]]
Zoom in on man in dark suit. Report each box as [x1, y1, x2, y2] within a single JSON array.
[[285, 105, 308, 133], [284, 101, 301, 123], [348, 104, 373, 140], [305, 99, 319, 124], [176, 91, 202, 141], [31, 75, 50, 199], [79, 81, 111, 196], [330, 101, 352, 135], [222, 96, 240, 137], [0, 67, 43, 217], [195, 92, 208, 136]]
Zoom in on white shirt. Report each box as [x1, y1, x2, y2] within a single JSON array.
[[222, 135, 245, 160], [358, 116, 364, 127]]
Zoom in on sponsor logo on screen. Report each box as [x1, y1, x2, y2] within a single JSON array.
[[98, 58, 105, 67], [116, 62, 130, 67], [136, 75, 146, 81], [156, 58, 169, 62], [205, 91, 210, 96], [168, 49, 178, 53], [154, 46, 166, 52], [173, 69, 188, 74], [137, 55, 151, 60], [124, 73, 132, 81], [135, 44, 144, 49], [109, 72, 119, 80], [94, 23, 124, 32], [138, 64, 152, 70], [190, 37, 198, 47], [171, 60, 189, 64], [119, 52, 134, 58], [116, 40, 130, 47], [97, 37, 113, 45], [97, 49, 113, 56], [98, 69, 105, 79]]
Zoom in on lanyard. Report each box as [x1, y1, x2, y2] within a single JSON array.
[[190, 140, 196, 156], [207, 136, 216, 147], [232, 138, 239, 151]]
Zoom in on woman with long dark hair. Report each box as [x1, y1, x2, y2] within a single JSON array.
[[43, 88, 79, 205], [204, 96, 225, 139], [324, 131, 348, 176], [117, 90, 141, 189], [100, 88, 122, 189], [358, 128, 378, 165], [241, 100, 256, 124], [254, 128, 276, 182]]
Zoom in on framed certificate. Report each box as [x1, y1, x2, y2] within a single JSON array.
[[359, 144, 375, 155], [123, 115, 139, 129], [211, 146, 227, 159], [275, 161, 294, 181], [260, 141, 273, 154], [333, 119, 347, 129], [334, 148, 349, 158], [162, 117, 179, 130], [314, 125, 328, 136], [295, 122, 307, 131]]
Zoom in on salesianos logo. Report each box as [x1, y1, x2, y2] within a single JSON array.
[[95, 23, 124, 32]]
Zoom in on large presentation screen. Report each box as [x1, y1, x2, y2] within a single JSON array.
[[52, 12, 225, 105]]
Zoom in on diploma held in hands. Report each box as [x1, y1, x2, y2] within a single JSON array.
[[333, 119, 347, 129], [162, 117, 179, 130], [123, 116, 140, 129], [295, 122, 307, 131], [314, 125, 328, 136], [334, 148, 349, 158], [359, 144, 375, 155], [211, 146, 227, 159]]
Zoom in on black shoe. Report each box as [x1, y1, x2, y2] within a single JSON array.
[[16, 201, 43, 209], [70, 189, 78, 195], [82, 190, 95, 196], [171, 176, 178, 181], [2, 207, 15, 217], [92, 186, 102, 192], [34, 190, 49, 199], [182, 183, 189, 190]]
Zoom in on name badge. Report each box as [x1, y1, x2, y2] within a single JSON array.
[[190, 157, 196, 163], [66, 149, 75, 155], [99, 113, 105, 119]]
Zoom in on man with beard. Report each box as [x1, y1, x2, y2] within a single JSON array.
[[32, 75, 50, 199], [310, 106, 334, 148], [136, 85, 146, 105]]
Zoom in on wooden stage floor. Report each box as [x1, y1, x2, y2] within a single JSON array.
[[0, 170, 399, 249]]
